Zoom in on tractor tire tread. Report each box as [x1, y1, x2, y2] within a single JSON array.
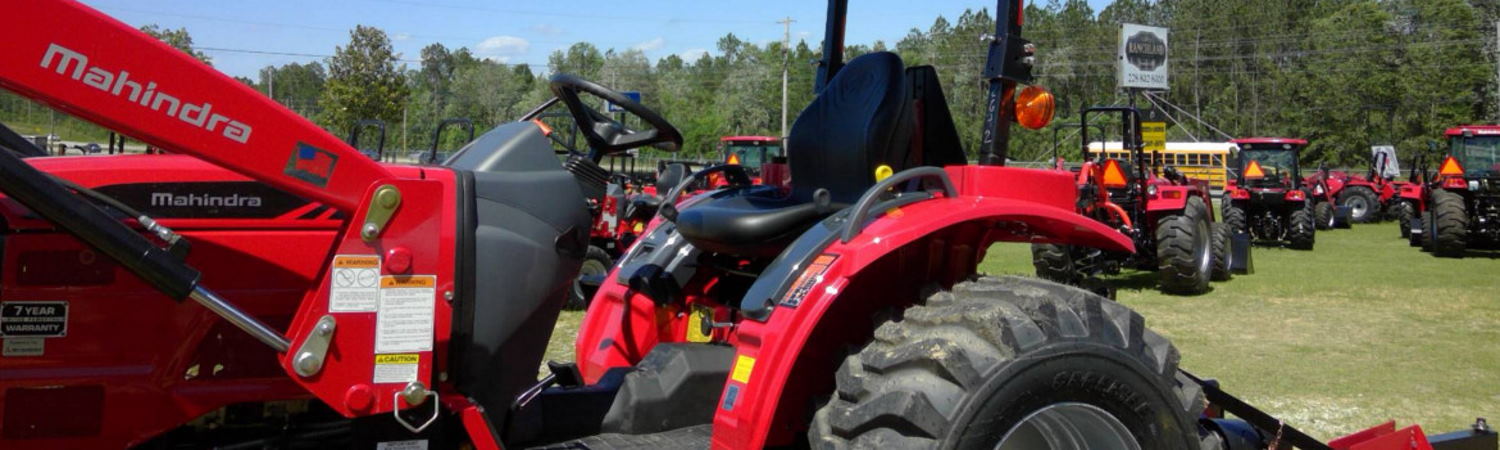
[[1432, 190, 1469, 258], [808, 276, 1211, 450]]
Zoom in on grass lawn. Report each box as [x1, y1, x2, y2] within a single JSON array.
[[547, 221, 1499, 439]]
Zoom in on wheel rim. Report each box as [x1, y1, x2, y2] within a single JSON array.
[[996, 402, 1140, 450], [1195, 219, 1212, 276], [1346, 196, 1369, 218]]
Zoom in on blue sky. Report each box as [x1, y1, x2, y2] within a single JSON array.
[[82, 0, 1113, 79]]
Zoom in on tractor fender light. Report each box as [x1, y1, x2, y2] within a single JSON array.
[[1469, 180, 1481, 191], [1443, 177, 1468, 190], [1163, 190, 1183, 199], [1284, 190, 1305, 201], [1015, 85, 1055, 130], [1230, 189, 1250, 200], [1146, 185, 1158, 197]]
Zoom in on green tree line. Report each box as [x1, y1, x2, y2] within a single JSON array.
[[0, 0, 1494, 167]]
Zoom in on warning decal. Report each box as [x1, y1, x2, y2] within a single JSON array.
[[373, 353, 420, 384], [730, 354, 756, 384], [779, 254, 838, 308], [375, 275, 435, 353], [1, 301, 68, 337], [3, 338, 44, 357], [329, 255, 381, 312]]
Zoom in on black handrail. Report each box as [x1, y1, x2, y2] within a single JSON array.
[[840, 166, 958, 243]]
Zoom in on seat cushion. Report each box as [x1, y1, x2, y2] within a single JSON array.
[[675, 189, 828, 258]]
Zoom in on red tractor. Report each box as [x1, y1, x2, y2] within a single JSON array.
[[1223, 138, 1319, 250], [1304, 148, 1406, 227], [1400, 125, 1500, 257], [719, 135, 782, 173], [0, 2, 1492, 449], [1033, 106, 1233, 296]]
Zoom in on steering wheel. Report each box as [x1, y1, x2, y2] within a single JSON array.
[[549, 74, 683, 160]]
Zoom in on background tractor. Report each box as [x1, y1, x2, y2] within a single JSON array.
[[1305, 147, 1406, 226], [1401, 125, 1500, 257], [1032, 106, 1232, 296], [1223, 138, 1318, 250]]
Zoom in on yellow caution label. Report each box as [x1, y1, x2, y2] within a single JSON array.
[[375, 353, 419, 364], [333, 255, 380, 268], [381, 275, 436, 288], [730, 354, 756, 384]]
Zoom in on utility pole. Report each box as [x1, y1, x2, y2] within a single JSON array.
[[1494, 20, 1499, 120], [779, 16, 795, 140], [267, 67, 275, 103]]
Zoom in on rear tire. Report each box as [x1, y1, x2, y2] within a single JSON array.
[[1222, 203, 1247, 237], [808, 276, 1212, 450], [1395, 201, 1415, 239], [1030, 244, 1078, 285], [1287, 208, 1315, 250], [1339, 186, 1379, 223], [1210, 222, 1232, 282], [1156, 197, 1212, 295], [1313, 201, 1335, 230], [567, 246, 613, 310], [1431, 190, 1469, 258]]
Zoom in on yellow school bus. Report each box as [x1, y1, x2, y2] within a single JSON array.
[[1087, 141, 1234, 189]]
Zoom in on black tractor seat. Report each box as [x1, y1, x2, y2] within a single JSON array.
[[673, 51, 916, 258], [674, 186, 841, 257]]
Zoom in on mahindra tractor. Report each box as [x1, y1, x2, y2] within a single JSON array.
[[1223, 138, 1318, 250], [0, 1, 1494, 450], [1305, 148, 1405, 226], [1401, 125, 1500, 257], [1033, 106, 1231, 296]]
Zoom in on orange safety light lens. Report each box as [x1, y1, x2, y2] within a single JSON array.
[[727, 153, 741, 165], [1015, 85, 1055, 130], [1438, 156, 1465, 176], [1101, 159, 1129, 188], [531, 119, 554, 136], [1243, 160, 1266, 180]]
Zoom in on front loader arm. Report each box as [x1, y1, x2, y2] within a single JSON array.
[[0, 0, 392, 212], [0, 0, 454, 422]]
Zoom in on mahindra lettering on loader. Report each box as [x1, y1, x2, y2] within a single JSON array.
[[0, 1, 1492, 449]]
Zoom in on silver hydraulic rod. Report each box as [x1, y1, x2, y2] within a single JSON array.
[[189, 286, 292, 353]]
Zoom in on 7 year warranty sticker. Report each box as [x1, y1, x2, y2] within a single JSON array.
[[375, 275, 436, 354], [329, 255, 381, 312]]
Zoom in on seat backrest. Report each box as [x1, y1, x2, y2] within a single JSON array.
[[786, 52, 914, 204], [906, 65, 966, 167]]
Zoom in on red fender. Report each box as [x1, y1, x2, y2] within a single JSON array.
[[708, 165, 1133, 448], [1398, 184, 1426, 212]]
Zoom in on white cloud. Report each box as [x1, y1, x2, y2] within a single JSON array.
[[676, 48, 708, 61], [632, 37, 666, 52], [797, 31, 811, 39], [475, 35, 530, 62], [392, 32, 411, 41], [530, 24, 563, 36]]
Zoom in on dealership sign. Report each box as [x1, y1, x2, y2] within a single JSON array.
[[1119, 24, 1169, 90]]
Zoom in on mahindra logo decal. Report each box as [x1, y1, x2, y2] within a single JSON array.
[[40, 43, 252, 144], [151, 192, 263, 208]]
